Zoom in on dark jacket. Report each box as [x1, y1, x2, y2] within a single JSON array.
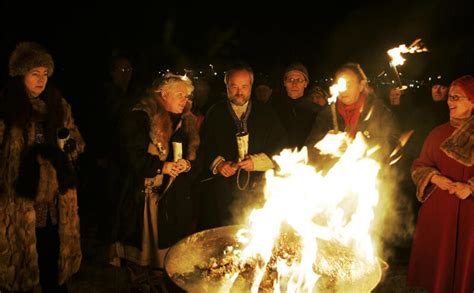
[[275, 94, 322, 150], [198, 99, 287, 228]]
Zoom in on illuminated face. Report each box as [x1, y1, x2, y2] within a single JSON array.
[[389, 88, 401, 105], [226, 70, 252, 106], [312, 94, 327, 106], [431, 84, 448, 101], [162, 82, 190, 114], [24, 66, 48, 97], [284, 71, 308, 99], [447, 85, 472, 119], [336, 70, 365, 105]]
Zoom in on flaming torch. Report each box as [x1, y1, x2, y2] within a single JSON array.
[[328, 78, 347, 132], [387, 38, 428, 90]]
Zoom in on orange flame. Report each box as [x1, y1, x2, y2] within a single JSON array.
[[225, 132, 382, 291], [387, 38, 428, 67]]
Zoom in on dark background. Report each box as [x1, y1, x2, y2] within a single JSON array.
[[1, 0, 472, 81]]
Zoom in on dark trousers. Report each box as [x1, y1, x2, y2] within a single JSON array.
[[36, 223, 68, 292]]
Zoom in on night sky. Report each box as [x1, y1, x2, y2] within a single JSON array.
[[0, 0, 472, 86]]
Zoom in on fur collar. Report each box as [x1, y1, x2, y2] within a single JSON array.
[[441, 115, 474, 166], [133, 97, 199, 161]]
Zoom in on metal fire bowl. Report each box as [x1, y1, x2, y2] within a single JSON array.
[[164, 225, 383, 292]]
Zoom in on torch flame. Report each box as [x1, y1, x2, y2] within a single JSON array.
[[328, 78, 347, 104], [387, 38, 428, 67]]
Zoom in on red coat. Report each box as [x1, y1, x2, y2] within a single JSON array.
[[408, 122, 474, 293]]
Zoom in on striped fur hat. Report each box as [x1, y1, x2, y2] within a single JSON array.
[[9, 42, 54, 77]]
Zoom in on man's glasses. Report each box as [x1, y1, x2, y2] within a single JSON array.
[[119, 67, 133, 73], [285, 78, 305, 84]]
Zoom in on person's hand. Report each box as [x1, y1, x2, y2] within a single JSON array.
[[217, 161, 237, 177], [163, 162, 181, 178], [176, 159, 190, 173], [450, 182, 472, 199], [431, 174, 454, 191], [236, 157, 254, 172]]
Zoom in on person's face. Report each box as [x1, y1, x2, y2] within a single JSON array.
[[447, 85, 472, 119], [336, 70, 365, 105], [389, 88, 401, 105], [24, 66, 49, 97], [112, 58, 133, 90], [255, 84, 272, 103], [162, 83, 190, 114], [226, 70, 252, 106], [312, 95, 327, 106], [284, 71, 308, 99], [431, 84, 448, 101]]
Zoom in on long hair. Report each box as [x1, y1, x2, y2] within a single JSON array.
[[0, 77, 65, 144]]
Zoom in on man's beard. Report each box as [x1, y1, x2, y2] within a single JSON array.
[[230, 95, 249, 106]]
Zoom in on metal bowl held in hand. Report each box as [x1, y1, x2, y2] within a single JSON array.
[[164, 225, 384, 293]]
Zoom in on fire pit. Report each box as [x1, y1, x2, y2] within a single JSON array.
[[164, 225, 384, 292], [165, 133, 391, 292]]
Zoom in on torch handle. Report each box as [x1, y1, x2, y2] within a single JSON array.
[[331, 103, 339, 132], [390, 64, 404, 90]]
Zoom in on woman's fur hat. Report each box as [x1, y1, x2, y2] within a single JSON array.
[[9, 42, 54, 77]]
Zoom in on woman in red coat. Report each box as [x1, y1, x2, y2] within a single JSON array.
[[408, 75, 474, 292]]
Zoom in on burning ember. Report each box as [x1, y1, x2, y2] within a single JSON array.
[[166, 132, 385, 292]]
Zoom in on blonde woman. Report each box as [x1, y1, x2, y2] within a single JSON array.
[[107, 73, 199, 291]]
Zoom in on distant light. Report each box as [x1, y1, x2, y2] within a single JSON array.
[[428, 77, 432, 81], [409, 84, 414, 88]]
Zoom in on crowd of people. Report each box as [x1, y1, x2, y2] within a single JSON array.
[[0, 41, 472, 293]]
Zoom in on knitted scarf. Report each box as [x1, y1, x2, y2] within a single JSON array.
[[337, 94, 366, 137]]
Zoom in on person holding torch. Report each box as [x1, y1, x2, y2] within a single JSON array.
[[305, 63, 400, 169]]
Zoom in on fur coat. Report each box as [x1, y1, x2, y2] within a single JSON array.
[[107, 96, 199, 249], [0, 87, 84, 291]]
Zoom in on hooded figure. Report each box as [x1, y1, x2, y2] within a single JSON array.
[[0, 42, 84, 292]]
